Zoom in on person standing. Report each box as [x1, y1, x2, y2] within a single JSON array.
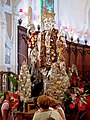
[[1, 91, 14, 120]]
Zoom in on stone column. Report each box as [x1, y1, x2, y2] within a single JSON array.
[[11, 7, 18, 73], [0, 2, 2, 70], [0, 11, 7, 70]]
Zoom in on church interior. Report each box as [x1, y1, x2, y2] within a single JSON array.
[[0, 0, 90, 120]]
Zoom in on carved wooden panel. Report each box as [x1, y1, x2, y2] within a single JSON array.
[[70, 43, 76, 65], [18, 26, 28, 74], [84, 47, 90, 72], [76, 51, 83, 72], [65, 40, 90, 82]]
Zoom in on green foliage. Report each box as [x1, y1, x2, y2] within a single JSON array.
[[64, 92, 70, 101], [8, 76, 18, 89], [0, 92, 3, 98]]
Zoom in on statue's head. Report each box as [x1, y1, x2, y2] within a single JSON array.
[[27, 23, 35, 37], [42, 13, 55, 30]]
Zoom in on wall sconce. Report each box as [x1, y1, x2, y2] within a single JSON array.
[[71, 36, 73, 42], [85, 39, 87, 45], [65, 34, 67, 40], [18, 9, 23, 26], [18, 19, 22, 26], [77, 38, 80, 43]]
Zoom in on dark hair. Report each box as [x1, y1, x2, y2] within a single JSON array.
[[1, 91, 9, 104], [4, 91, 9, 99]]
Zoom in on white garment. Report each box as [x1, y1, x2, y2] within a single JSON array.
[[49, 107, 66, 120], [1, 100, 14, 120]]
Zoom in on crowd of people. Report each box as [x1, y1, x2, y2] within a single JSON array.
[[0, 91, 66, 120]]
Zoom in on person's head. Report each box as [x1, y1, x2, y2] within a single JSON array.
[[3, 91, 11, 101], [49, 97, 59, 109], [37, 95, 50, 109]]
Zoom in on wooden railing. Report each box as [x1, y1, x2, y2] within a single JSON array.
[[0, 71, 18, 93]]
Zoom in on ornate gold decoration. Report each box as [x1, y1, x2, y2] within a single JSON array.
[[42, 12, 55, 20]]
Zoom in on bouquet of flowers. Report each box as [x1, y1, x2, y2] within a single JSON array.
[[64, 64, 89, 111], [11, 92, 19, 111]]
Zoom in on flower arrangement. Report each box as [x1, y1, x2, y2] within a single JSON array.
[[11, 92, 19, 111], [64, 64, 89, 111], [18, 61, 31, 102]]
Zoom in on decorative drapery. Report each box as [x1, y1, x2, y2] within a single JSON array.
[[59, 0, 90, 33]]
